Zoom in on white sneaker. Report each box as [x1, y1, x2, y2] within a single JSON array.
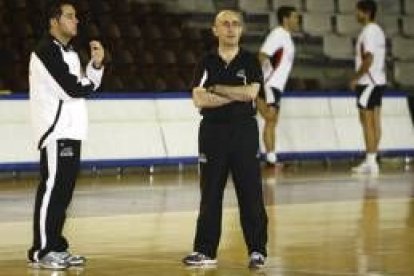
[[352, 162, 379, 174], [56, 251, 86, 266], [28, 252, 69, 270], [248, 252, 265, 269]]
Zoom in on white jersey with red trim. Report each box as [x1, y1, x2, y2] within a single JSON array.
[[355, 22, 386, 86], [260, 26, 295, 92]]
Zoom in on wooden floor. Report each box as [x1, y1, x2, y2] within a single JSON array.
[[0, 160, 414, 275]]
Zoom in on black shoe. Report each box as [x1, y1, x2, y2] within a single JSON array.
[[182, 252, 217, 266], [248, 252, 265, 269]]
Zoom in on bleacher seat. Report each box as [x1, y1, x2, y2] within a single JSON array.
[[91, 1, 111, 15], [336, 14, 361, 36], [107, 23, 122, 40], [402, 17, 414, 36], [239, 0, 269, 14], [9, 0, 27, 10], [394, 61, 414, 87], [214, 0, 238, 9], [405, 0, 414, 14], [392, 37, 414, 60], [137, 52, 156, 73], [0, 0, 208, 92], [117, 50, 134, 65], [306, 0, 335, 13], [166, 75, 188, 91], [111, 0, 131, 16], [15, 23, 33, 38], [96, 13, 114, 29], [0, 21, 10, 37], [77, 1, 89, 13], [153, 77, 168, 91], [272, 0, 303, 10], [244, 14, 270, 35], [122, 24, 141, 40], [0, 79, 6, 90], [2, 0, 410, 93], [86, 23, 101, 38], [156, 50, 178, 69], [175, 0, 215, 13], [337, 0, 356, 14], [379, 15, 400, 37], [338, 0, 402, 15], [302, 13, 333, 36], [323, 34, 354, 60], [379, 0, 401, 15], [106, 76, 124, 91]]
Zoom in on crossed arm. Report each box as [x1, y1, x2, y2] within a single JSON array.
[[211, 83, 260, 102], [192, 87, 232, 108], [192, 83, 260, 108]]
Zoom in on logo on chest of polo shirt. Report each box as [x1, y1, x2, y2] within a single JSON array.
[[60, 146, 74, 157], [236, 69, 247, 84]]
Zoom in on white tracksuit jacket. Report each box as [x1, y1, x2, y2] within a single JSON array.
[[29, 35, 104, 150]]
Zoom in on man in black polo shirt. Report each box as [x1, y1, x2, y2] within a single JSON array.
[[182, 10, 268, 270]]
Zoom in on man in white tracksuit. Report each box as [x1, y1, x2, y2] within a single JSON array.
[[27, 0, 104, 270]]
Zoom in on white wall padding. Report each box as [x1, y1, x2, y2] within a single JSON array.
[[1, 95, 413, 168], [380, 98, 414, 149], [0, 101, 38, 162], [161, 121, 200, 157], [330, 97, 365, 151], [84, 99, 165, 159], [277, 97, 337, 152], [257, 95, 414, 155]]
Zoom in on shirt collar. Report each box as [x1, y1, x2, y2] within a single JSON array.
[[49, 35, 74, 52], [213, 47, 244, 66]]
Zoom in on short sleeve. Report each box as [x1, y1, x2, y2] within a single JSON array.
[[260, 28, 283, 56], [362, 26, 378, 55], [246, 54, 263, 84], [192, 57, 208, 88]]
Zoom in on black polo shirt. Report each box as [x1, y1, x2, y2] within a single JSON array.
[[192, 48, 263, 122]]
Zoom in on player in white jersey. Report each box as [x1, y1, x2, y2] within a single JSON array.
[[257, 6, 299, 166], [350, 0, 386, 174]]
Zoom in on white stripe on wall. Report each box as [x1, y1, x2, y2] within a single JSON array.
[[39, 142, 58, 250]]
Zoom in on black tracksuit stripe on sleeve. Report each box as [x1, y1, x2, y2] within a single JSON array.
[[34, 36, 95, 98]]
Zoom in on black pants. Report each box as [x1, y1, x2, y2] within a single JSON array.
[[28, 139, 81, 261], [193, 117, 268, 258]]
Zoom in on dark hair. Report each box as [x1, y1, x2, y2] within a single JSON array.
[[277, 6, 297, 24], [47, 0, 75, 22], [356, 0, 377, 20]]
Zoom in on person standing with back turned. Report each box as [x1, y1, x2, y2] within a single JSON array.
[[351, 0, 386, 175], [28, 0, 104, 270], [182, 10, 268, 270], [257, 6, 299, 167]]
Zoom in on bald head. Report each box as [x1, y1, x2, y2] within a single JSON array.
[[214, 10, 243, 26]]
